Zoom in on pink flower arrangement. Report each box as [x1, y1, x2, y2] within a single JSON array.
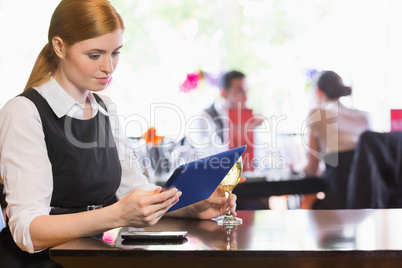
[[179, 71, 201, 93]]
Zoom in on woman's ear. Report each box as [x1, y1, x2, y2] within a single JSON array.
[[316, 87, 323, 99], [220, 89, 227, 99], [52, 36, 65, 59]]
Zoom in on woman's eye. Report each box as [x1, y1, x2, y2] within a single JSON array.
[[88, 54, 100, 60], [112, 51, 120, 56]]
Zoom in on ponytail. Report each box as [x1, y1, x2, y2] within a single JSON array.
[[340, 86, 352, 97], [24, 43, 58, 91]]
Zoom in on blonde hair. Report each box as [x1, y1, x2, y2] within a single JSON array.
[[24, 0, 124, 91]]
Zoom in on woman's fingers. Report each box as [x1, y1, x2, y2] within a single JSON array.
[[121, 188, 181, 226], [229, 194, 238, 216], [135, 188, 180, 207], [153, 187, 163, 194], [147, 190, 182, 212], [211, 192, 238, 215], [149, 196, 181, 224], [141, 190, 181, 214], [145, 192, 182, 225], [238, 177, 246, 184]]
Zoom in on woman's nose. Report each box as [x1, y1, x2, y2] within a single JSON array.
[[101, 56, 114, 74]]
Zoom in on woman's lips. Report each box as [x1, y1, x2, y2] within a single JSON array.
[[96, 77, 110, 84]]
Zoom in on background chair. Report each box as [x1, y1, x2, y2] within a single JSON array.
[[312, 150, 355, 209], [347, 131, 402, 209]]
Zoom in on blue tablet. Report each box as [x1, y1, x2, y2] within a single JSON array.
[[163, 145, 246, 213]]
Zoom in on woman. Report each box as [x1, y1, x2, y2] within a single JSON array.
[[0, 0, 240, 266], [303, 70, 371, 208]]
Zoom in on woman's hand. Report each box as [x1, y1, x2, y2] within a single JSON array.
[[117, 187, 182, 227], [170, 177, 246, 220], [30, 187, 181, 251]]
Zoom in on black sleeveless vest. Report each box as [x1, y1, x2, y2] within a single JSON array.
[[0, 89, 122, 267], [24, 89, 122, 208]]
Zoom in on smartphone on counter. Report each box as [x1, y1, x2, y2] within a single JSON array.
[[121, 231, 188, 240]]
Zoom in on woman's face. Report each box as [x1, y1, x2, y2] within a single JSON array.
[[55, 28, 123, 95]]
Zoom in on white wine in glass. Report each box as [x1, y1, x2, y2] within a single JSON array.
[[217, 156, 243, 226]]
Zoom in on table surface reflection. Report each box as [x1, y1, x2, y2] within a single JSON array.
[[50, 209, 402, 267]]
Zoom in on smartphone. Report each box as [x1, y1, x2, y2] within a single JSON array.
[[121, 231, 188, 240]]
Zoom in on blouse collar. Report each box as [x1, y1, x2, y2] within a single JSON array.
[[35, 77, 108, 119]]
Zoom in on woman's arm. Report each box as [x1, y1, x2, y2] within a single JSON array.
[[29, 187, 181, 250], [1, 97, 55, 253]]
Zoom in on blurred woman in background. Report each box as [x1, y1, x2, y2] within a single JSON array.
[[303, 70, 371, 209]]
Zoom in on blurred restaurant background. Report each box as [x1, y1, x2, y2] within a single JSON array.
[[2, 0, 402, 198], [3, 2, 402, 263], [1, 0, 402, 136]]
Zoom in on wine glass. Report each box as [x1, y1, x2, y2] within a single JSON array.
[[217, 156, 243, 227]]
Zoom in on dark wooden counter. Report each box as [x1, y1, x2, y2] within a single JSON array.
[[50, 209, 402, 267]]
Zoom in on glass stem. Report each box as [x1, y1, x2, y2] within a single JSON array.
[[225, 191, 232, 216]]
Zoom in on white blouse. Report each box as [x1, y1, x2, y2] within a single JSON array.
[[0, 77, 156, 253], [308, 101, 371, 154]]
